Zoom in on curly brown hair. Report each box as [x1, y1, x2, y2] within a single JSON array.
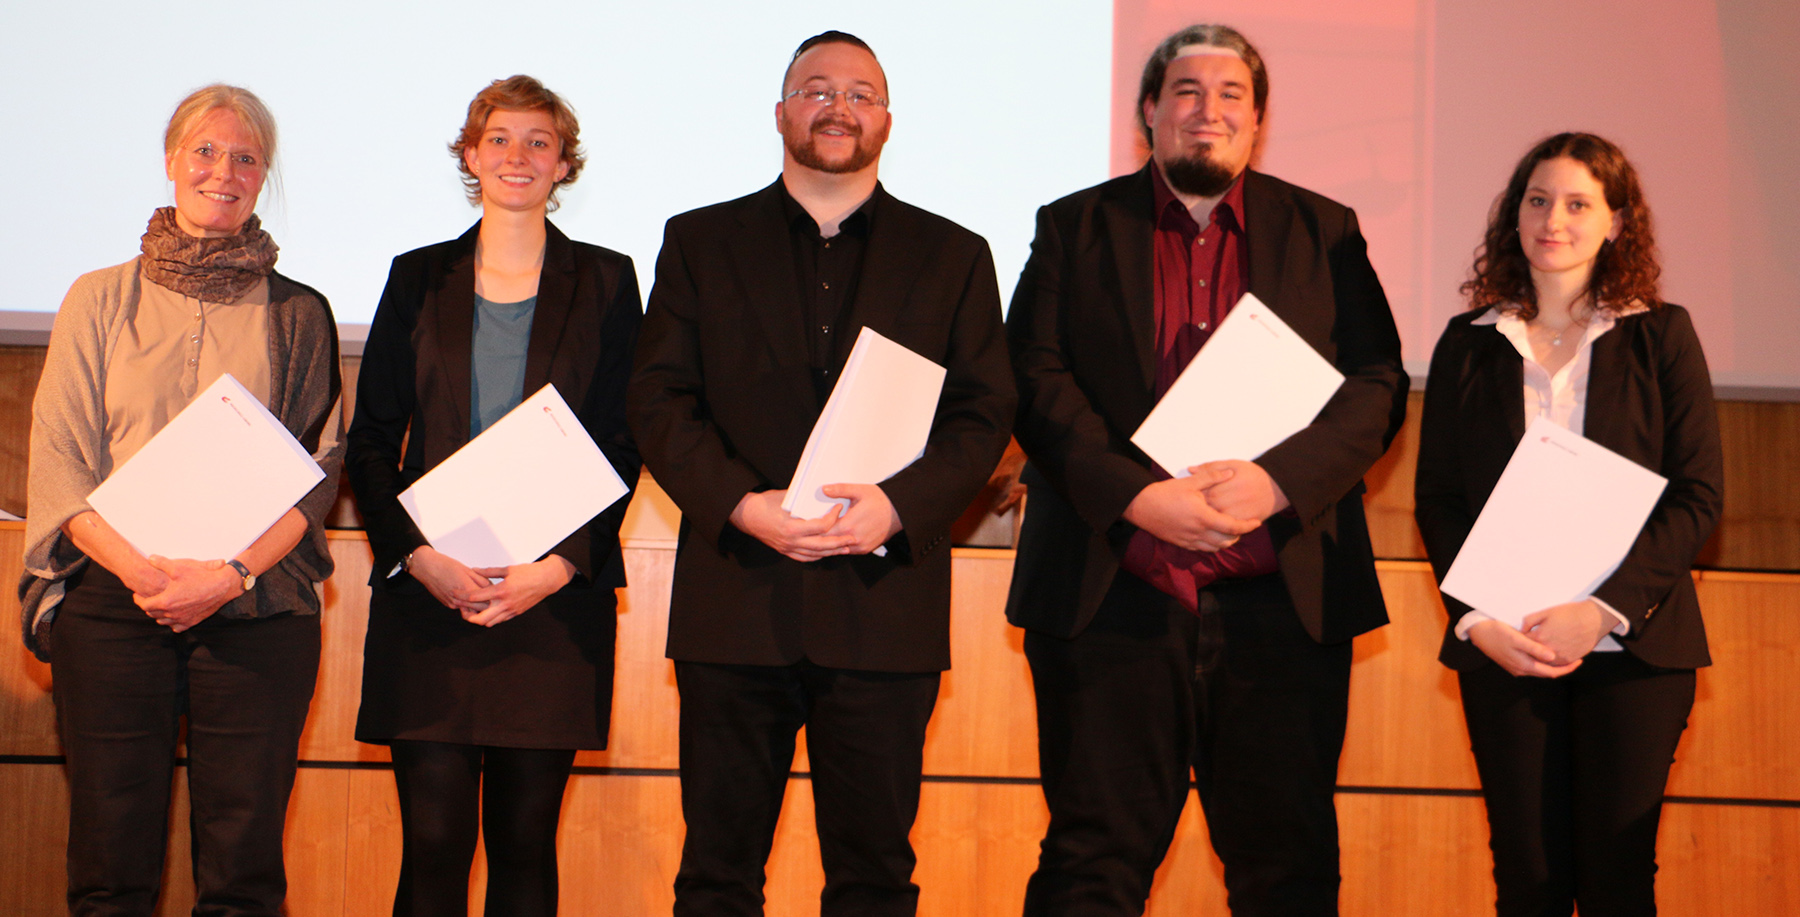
[[448, 75, 584, 211], [1462, 132, 1661, 319]]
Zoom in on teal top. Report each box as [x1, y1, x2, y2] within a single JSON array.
[[470, 293, 535, 436]]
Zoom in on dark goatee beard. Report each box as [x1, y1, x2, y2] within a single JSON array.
[[1163, 150, 1238, 198], [786, 118, 882, 174]]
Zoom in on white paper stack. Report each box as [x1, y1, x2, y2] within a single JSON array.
[[1130, 292, 1344, 477], [1440, 416, 1667, 628], [88, 372, 324, 560], [399, 384, 629, 569], [783, 327, 946, 520]]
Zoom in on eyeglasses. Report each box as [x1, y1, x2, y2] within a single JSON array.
[[782, 88, 888, 110]]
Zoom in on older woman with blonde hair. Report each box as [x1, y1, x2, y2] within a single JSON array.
[[348, 74, 640, 917], [24, 84, 342, 915]]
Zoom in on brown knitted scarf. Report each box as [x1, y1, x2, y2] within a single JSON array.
[[139, 206, 279, 302]]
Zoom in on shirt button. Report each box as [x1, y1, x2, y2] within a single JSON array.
[[1197, 237, 1207, 246], [187, 359, 197, 366], [1197, 279, 1207, 288], [1198, 321, 1209, 331], [823, 241, 832, 249], [191, 336, 200, 343], [193, 312, 202, 320], [821, 324, 831, 335]]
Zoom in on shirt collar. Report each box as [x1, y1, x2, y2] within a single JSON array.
[[1150, 159, 1246, 235], [779, 180, 877, 238], [1475, 301, 1649, 352]]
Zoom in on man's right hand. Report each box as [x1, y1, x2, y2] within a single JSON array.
[[731, 490, 857, 562], [1122, 465, 1260, 552]]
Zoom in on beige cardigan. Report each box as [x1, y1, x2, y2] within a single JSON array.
[[20, 258, 344, 659]]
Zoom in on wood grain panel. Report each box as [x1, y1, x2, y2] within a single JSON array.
[[0, 524, 56, 756], [0, 762, 70, 917], [1363, 391, 1426, 561], [925, 550, 1040, 779], [1657, 801, 1800, 914], [1339, 793, 1494, 917], [1700, 401, 1800, 569], [0, 347, 48, 519], [1341, 562, 1481, 790], [1671, 571, 1800, 800], [582, 545, 680, 770]]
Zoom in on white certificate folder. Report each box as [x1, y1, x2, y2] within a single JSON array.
[[88, 372, 325, 561], [399, 384, 629, 570], [1440, 416, 1667, 629], [1130, 292, 1344, 477], [783, 327, 946, 520]]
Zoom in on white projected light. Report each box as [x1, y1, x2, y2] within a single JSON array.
[[1, 1, 1110, 343]]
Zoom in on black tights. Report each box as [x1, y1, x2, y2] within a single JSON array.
[[389, 741, 577, 917]]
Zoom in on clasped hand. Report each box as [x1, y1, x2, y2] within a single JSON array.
[[407, 545, 575, 628], [731, 485, 902, 563], [1122, 460, 1289, 552], [133, 556, 239, 633], [1467, 599, 1614, 678]]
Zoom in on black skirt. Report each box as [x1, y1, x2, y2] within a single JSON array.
[[355, 578, 616, 750]]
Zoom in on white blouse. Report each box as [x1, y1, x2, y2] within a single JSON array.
[[1452, 304, 1645, 653]]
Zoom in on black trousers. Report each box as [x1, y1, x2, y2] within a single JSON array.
[[48, 564, 320, 917], [1459, 652, 1696, 917], [1022, 572, 1353, 917], [672, 659, 941, 917]]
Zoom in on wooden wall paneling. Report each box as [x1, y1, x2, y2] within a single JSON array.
[[1337, 793, 1494, 916], [301, 534, 384, 763], [0, 525, 57, 756], [342, 768, 404, 917], [1363, 391, 1426, 561], [284, 768, 352, 916], [913, 783, 1049, 917], [1143, 794, 1230, 914], [555, 773, 684, 915], [1700, 401, 1800, 569], [0, 347, 48, 519], [1656, 801, 1800, 915], [1339, 562, 1481, 789], [1671, 572, 1800, 800], [583, 545, 681, 770], [925, 551, 1039, 779], [0, 762, 71, 917]]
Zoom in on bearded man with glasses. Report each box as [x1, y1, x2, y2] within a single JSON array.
[[628, 29, 1015, 917]]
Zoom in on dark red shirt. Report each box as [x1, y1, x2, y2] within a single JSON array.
[[1121, 163, 1279, 612]]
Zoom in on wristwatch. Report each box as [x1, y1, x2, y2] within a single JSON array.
[[226, 559, 256, 592]]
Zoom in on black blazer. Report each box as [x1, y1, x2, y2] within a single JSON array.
[[627, 180, 1016, 673], [1415, 305, 1723, 671], [1005, 166, 1409, 644], [346, 221, 643, 591]]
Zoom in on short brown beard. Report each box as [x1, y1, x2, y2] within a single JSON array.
[[785, 114, 884, 174], [1163, 148, 1239, 198]]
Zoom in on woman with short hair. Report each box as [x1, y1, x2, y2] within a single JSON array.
[[348, 75, 641, 917]]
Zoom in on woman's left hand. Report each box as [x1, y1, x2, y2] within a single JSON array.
[[134, 556, 242, 632], [1521, 599, 1614, 667], [461, 556, 577, 628]]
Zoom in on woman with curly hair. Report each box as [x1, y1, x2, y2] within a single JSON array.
[[1414, 132, 1724, 915]]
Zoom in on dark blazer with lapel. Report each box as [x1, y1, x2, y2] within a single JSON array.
[[627, 180, 1015, 673], [1414, 305, 1722, 671], [346, 221, 643, 592], [1005, 166, 1408, 644]]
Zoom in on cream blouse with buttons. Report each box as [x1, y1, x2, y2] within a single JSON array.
[[100, 271, 272, 476]]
